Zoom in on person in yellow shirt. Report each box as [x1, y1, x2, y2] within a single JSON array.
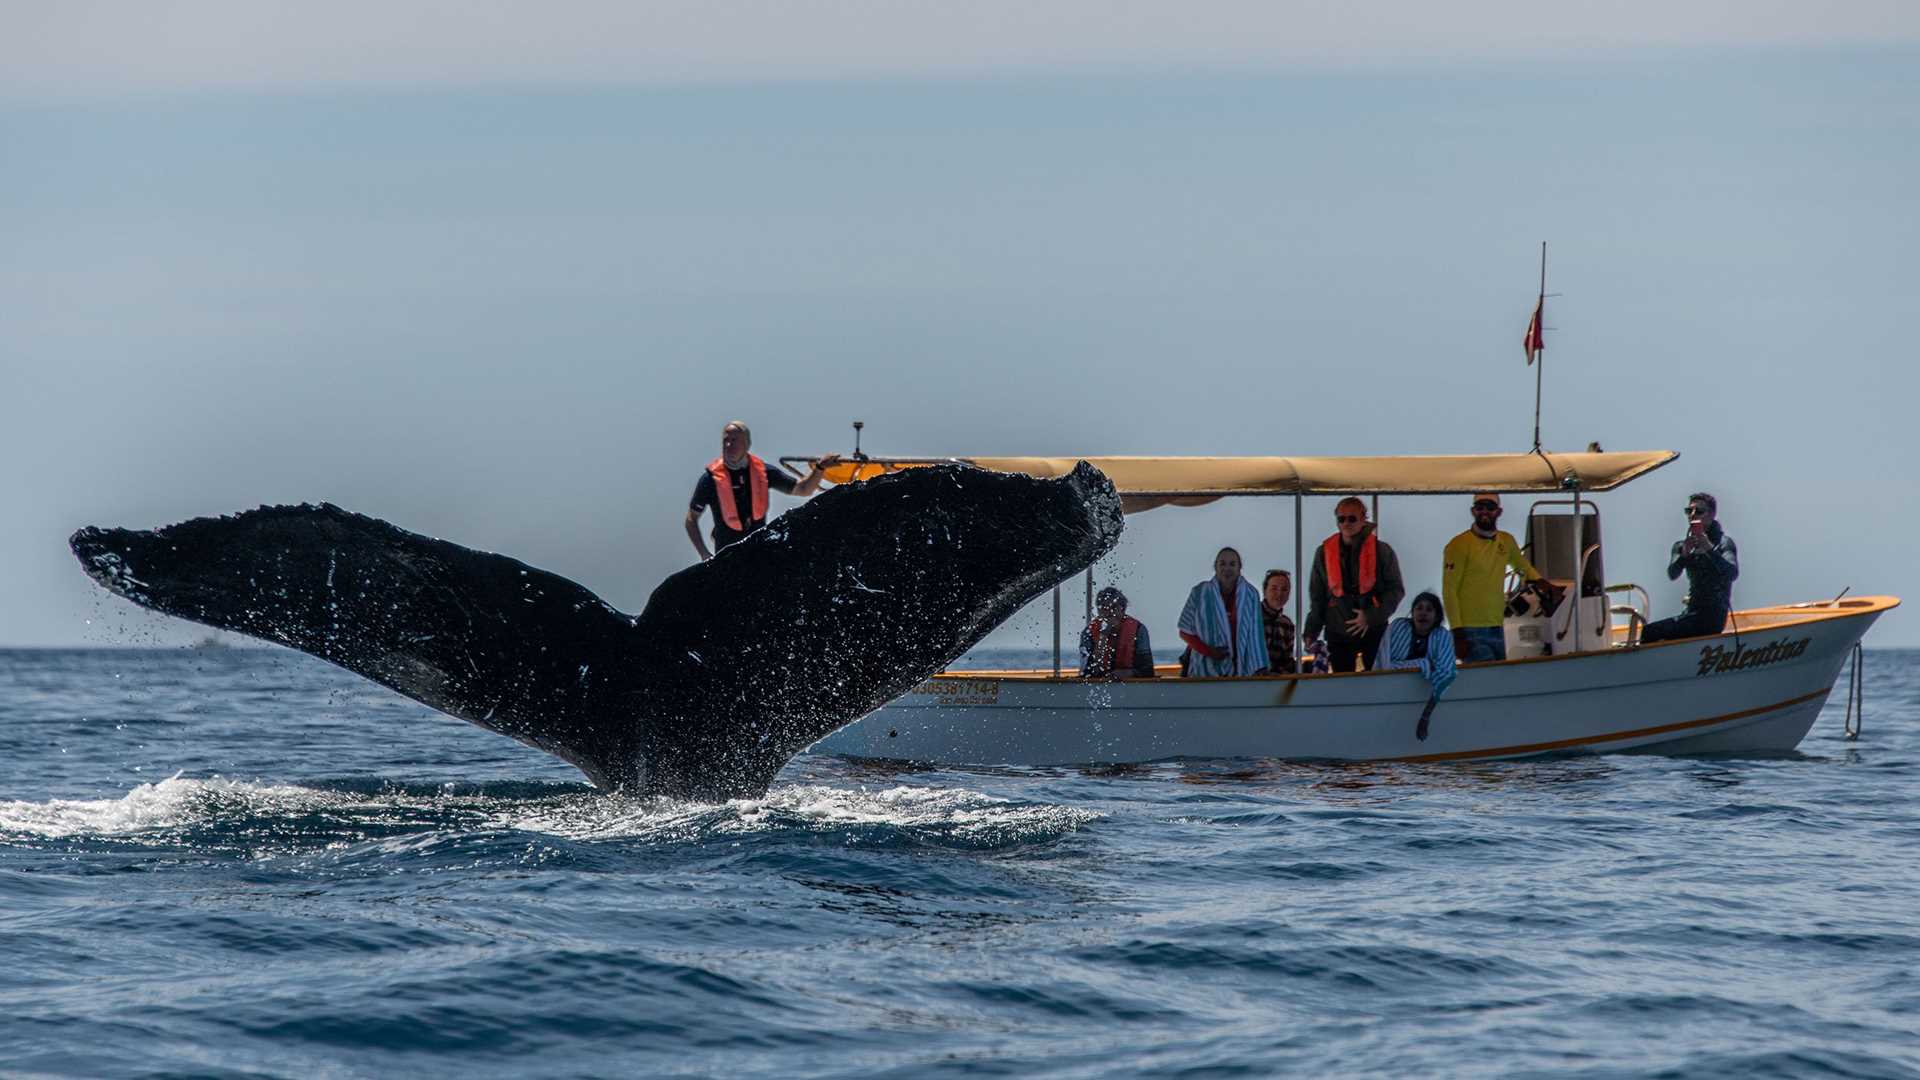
[[1441, 493, 1548, 662]]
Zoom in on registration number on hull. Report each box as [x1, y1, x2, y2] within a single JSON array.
[[910, 678, 1002, 705]]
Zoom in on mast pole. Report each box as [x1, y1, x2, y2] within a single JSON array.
[[1531, 241, 1546, 453]]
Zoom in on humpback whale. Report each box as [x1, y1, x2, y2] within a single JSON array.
[[70, 463, 1122, 800]]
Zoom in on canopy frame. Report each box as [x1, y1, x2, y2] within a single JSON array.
[[778, 450, 1680, 674], [782, 450, 1678, 506]]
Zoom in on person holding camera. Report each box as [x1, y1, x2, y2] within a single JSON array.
[[1441, 493, 1550, 662], [1640, 492, 1739, 644]]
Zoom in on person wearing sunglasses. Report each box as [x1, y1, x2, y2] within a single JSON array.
[[1303, 497, 1406, 672], [1641, 492, 1739, 644], [1441, 492, 1549, 662]]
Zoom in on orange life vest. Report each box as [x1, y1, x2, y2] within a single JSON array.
[[708, 454, 770, 532], [1323, 531, 1379, 601], [1089, 616, 1140, 673]]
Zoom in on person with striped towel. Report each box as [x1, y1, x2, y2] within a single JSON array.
[[1375, 591, 1457, 700], [1177, 547, 1270, 677]]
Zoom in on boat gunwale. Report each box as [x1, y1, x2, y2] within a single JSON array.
[[934, 595, 1899, 684]]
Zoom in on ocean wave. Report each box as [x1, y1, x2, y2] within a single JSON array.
[[0, 773, 333, 838], [0, 776, 1099, 855], [503, 783, 1103, 851]]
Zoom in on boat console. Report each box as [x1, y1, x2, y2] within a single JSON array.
[[1509, 500, 1614, 656]]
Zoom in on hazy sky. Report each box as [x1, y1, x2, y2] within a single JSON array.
[[9, 2, 1918, 96], [4, 5, 1917, 648]]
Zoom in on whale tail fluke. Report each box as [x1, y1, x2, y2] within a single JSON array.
[[71, 504, 644, 784], [70, 462, 1122, 799]]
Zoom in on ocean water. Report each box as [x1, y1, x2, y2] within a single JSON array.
[[3, 646, 1918, 1079]]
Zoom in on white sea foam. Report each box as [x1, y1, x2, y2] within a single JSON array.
[[507, 783, 1101, 844], [0, 775, 339, 838], [0, 776, 1099, 849]]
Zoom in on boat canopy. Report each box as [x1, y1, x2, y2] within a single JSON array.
[[800, 450, 1678, 513]]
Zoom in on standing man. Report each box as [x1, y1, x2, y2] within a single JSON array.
[[684, 420, 839, 561], [1641, 492, 1738, 644], [1303, 497, 1405, 672], [1441, 493, 1550, 662]]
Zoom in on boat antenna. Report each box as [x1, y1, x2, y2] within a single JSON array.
[[1528, 241, 1547, 453], [851, 419, 867, 461]]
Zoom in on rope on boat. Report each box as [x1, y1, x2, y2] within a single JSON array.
[[1843, 643, 1865, 741]]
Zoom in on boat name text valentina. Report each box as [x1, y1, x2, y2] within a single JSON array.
[[1696, 636, 1810, 677]]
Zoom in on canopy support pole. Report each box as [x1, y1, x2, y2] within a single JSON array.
[[1294, 493, 1304, 662], [1571, 490, 1584, 652], [1052, 584, 1062, 677], [1371, 494, 1379, 529], [1084, 568, 1093, 624]]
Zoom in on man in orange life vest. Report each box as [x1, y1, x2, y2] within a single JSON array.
[[1303, 496, 1406, 672], [684, 420, 839, 561], [1079, 586, 1157, 679]]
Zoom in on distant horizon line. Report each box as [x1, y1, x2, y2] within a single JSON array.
[[6, 40, 1918, 108]]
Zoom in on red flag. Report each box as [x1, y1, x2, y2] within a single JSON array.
[[1523, 299, 1544, 364]]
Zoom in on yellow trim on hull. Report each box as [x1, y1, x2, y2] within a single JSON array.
[[1394, 689, 1830, 763]]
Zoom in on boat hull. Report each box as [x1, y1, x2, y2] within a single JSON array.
[[810, 599, 1895, 766]]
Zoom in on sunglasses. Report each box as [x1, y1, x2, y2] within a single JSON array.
[[1336, 514, 1361, 524], [1472, 502, 1500, 512], [1685, 506, 1708, 517]]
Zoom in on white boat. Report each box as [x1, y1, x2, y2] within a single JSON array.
[[796, 450, 1897, 766]]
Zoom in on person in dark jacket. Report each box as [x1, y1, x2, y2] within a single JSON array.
[[684, 420, 839, 560], [1079, 587, 1156, 679], [1303, 497, 1406, 672], [1642, 491, 1738, 644]]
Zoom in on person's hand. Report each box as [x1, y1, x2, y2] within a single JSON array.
[[1343, 611, 1369, 637], [815, 454, 843, 473]]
